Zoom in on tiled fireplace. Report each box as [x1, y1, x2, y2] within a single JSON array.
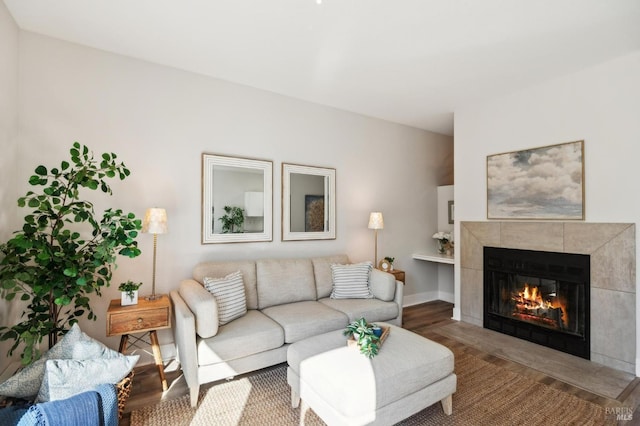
[[460, 222, 636, 374]]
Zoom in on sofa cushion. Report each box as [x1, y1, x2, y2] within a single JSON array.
[[319, 298, 399, 323], [330, 261, 373, 299], [193, 260, 258, 310], [256, 258, 317, 309], [197, 310, 284, 365], [369, 268, 396, 301], [261, 301, 348, 343], [204, 271, 247, 325], [312, 254, 350, 299]]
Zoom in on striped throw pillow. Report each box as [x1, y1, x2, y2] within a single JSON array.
[[330, 261, 374, 299], [204, 271, 247, 325]]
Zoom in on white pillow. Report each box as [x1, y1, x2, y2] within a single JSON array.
[[37, 356, 138, 402], [330, 261, 374, 299], [204, 271, 248, 325], [0, 323, 84, 399]]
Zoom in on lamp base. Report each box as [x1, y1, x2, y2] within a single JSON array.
[[145, 294, 161, 301]]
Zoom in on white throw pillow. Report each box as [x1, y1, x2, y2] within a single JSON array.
[[204, 271, 248, 325], [330, 261, 374, 299], [38, 356, 138, 402], [0, 323, 84, 399]]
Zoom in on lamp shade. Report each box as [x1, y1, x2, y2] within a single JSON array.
[[368, 212, 384, 230], [142, 208, 168, 234]]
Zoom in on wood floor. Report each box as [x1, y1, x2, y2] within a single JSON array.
[[120, 301, 640, 425]]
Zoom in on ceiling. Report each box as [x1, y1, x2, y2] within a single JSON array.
[[4, 0, 640, 136]]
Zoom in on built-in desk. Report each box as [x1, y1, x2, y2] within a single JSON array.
[[412, 252, 455, 305], [412, 252, 454, 264]]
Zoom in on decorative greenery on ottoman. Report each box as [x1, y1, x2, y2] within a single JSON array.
[[343, 317, 382, 358], [0, 142, 142, 365]]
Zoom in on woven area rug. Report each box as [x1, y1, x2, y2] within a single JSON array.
[[131, 352, 614, 426]]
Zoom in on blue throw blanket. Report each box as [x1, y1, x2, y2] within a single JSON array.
[[0, 384, 117, 426]]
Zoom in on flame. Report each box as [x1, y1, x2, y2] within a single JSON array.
[[513, 283, 568, 328]]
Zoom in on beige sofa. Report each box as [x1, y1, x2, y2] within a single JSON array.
[[170, 254, 403, 407]]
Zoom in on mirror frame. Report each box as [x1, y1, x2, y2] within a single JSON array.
[[202, 153, 273, 244], [282, 163, 336, 241]]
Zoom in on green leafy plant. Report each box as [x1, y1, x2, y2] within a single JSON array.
[[343, 317, 381, 358], [219, 206, 244, 233], [118, 281, 142, 300], [384, 256, 395, 265], [0, 142, 142, 365]]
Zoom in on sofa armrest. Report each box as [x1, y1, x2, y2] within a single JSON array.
[[392, 280, 404, 326], [170, 290, 199, 391], [369, 268, 396, 301], [178, 279, 219, 338]]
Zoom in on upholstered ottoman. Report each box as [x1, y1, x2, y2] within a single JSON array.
[[287, 324, 456, 426]]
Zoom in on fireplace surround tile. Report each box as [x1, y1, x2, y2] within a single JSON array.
[[460, 221, 636, 374], [591, 287, 635, 373], [460, 267, 483, 326], [564, 222, 631, 254], [500, 222, 564, 252], [460, 222, 499, 270], [590, 225, 636, 293]]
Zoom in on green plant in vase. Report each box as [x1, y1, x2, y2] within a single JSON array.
[[0, 142, 142, 365], [118, 281, 142, 300], [343, 317, 381, 358]]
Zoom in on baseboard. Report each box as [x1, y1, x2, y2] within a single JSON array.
[[403, 291, 455, 307], [452, 306, 461, 321], [437, 291, 454, 304], [402, 291, 438, 307]]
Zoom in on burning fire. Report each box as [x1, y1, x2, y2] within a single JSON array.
[[512, 283, 568, 328]]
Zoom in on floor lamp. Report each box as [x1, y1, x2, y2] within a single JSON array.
[[368, 212, 384, 267], [142, 208, 168, 301]]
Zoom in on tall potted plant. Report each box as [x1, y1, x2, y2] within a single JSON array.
[[0, 142, 142, 365]]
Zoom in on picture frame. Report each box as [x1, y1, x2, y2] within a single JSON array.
[[282, 163, 336, 241], [202, 153, 273, 243], [448, 200, 454, 224], [486, 140, 584, 220]]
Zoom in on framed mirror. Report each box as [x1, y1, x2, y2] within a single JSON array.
[[282, 163, 336, 241], [202, 153, 273, 244]]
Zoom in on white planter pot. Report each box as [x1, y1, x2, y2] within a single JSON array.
[[121, 290, 138, 306]]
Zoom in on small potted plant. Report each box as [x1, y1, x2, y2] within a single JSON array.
[[119, 281, 142, 306], [343, 317, 382, 358]]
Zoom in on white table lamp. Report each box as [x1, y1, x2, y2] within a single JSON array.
[[142, 208, 167, 301], [368, 212, 384, 266]]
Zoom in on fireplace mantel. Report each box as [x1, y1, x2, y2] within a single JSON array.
[[459, 221, 636, 374]]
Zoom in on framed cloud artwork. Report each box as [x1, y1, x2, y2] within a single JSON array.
[[486, 140, 584, 220]]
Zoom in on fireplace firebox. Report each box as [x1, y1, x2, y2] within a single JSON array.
[[484, 247, 590, 359]]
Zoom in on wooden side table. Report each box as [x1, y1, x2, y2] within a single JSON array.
[[386, 269, 405, 284], [107, 294, 172, 391]]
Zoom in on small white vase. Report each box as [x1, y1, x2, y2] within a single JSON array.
[[121, 290, 138, 306]]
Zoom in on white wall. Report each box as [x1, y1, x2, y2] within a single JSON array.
[[0, 1, 20, 373], [436, 185, 454, 302], [454, 51, 640, 374], [0, 31, 452, 369]]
